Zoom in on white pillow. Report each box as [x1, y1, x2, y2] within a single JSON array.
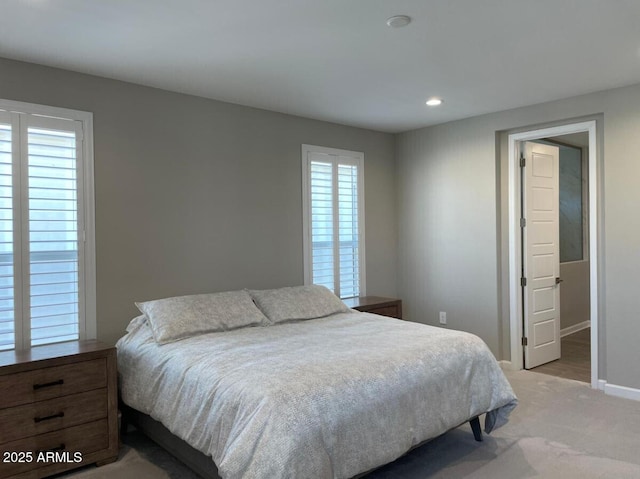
[[249, 285, 351, 325], [136, 290, 268, 344]]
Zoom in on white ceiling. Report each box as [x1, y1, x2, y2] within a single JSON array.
[[2, 0, 640, 133]]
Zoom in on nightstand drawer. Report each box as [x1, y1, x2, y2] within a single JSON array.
[[369, 305, 400, 318], [0, 359, 107, 409], [0, 419, 109, 477], [0, 389, 108, 445], [0, 342, 118, 478], [344, 296, 403, 319]]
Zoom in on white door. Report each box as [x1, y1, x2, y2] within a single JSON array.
[[522, 141, 561, 368]]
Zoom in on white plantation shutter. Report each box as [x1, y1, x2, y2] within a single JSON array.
[[0, 121, 14, 350], [27, 123, 81, 346], [337, 164, 359, 298], [309, 161, 334, 291], [303, 146, 365, 299], [0, 101, 95, 351]]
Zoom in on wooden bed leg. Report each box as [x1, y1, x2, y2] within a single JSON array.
[[470, 416, 483, 442]]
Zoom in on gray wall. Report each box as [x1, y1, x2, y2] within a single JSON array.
[[6, 54, 640, 392], [0, 57, 397, 346], [560, 261, 590, 331], [397, 82, 640, 391]]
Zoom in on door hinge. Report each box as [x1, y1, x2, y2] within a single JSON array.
[[520, 218, 526, 228], [520, 277, 527, 287], [521, 337, 528, 346], [519, 155, 526, 168]]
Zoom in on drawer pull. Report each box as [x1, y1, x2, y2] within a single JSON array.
[[37, 443, 66, 454], [33, 379, 64, 390], [34, 412, 65, 423]]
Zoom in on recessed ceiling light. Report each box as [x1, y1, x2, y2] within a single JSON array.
[[426, 97, 443, 106], [386, 15, 411, 28]]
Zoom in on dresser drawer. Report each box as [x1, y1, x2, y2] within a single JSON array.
[[0, 389, 107, 445], [0, 419, 109, 477], [0, 359, 106, 409]]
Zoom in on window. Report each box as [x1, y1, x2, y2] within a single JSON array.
[[302, 145, 365, 299], [0, 100, 95, 351]]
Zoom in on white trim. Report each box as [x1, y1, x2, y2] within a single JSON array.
[[508, 120, 599, 389], [331, 161, 340, 297], [498, 360, 514, 371], [301, 144, 366, 298], [560, 320, 590, 338], [10, 111, 26, 350], [0, 98, 96, 348], [597, 379, 606, 391], [602, 382, 640, 402], [0, 99, 89, 123], [301, 149, 312, 286], [561, 259, 589, 266], [357, 155, 366, 297], [18, 110, 30, 349], [81, 114, 97, 340]]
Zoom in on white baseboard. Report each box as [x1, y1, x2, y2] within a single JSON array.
[[498, 360, 514, 371], [597, 379, 606, 391], [560, 320, 590, 338], [599, 381, 640, 402]]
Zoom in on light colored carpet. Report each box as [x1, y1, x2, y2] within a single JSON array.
[[63, 449, 170, 479], [63, 370, 640, 478]]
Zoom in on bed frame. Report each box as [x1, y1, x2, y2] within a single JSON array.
[[121, 403, 483, 479], [121, 404, 222, 479]]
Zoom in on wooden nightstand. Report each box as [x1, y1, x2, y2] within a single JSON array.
[[343, 296, 403, 319], [0, 341, 119, 479]]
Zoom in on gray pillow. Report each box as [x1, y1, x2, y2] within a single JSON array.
[[136, 290, 268, 344], [249, 285, 351, 324]]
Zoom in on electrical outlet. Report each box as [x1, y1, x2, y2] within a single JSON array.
[[439, 311, 447, 325]]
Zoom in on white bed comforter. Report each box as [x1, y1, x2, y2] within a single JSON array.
[[117, 312, 517, 479]]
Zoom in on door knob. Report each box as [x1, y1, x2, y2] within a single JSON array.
[[555, 277, 563, 284]]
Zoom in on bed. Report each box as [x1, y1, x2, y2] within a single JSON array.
[[116, 286, 517, 479]]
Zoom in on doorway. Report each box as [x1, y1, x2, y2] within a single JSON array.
[[507, 121, 598, 389], [527, 134, 591, 382]]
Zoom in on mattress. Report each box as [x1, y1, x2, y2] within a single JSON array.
[[117, 311, 517, 479]]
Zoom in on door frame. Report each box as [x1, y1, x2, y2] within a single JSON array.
[[507, 120, 598, 388]]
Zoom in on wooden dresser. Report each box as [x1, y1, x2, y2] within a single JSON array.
[[0, 341, 118, 479], [343, 296, 403, 319]]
